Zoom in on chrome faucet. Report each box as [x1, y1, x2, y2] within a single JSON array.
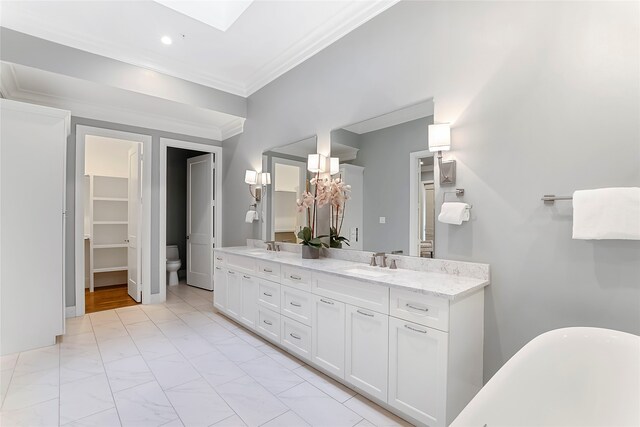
[[265, 241, 276, 251], [374, 252, 387, 268]]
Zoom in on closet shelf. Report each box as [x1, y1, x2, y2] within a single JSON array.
[[94, 197, 128, 202], [94, 221, 128, 225], [94, 244, 128, 249], [93, 266, 127, 273]]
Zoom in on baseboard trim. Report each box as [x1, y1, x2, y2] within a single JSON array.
[[65, 306, 76, 318]]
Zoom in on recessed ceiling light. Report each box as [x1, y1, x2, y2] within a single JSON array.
[[161, 36, 173, 45]]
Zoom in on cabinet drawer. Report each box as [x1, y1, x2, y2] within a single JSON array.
[[257, 260, 281, 281], [281, 265, 312, 291], [390, 289, 449, 332], [258, 280, 281, 311], [214, 252, 225, 266], [280, 285, 312, 326], [312, 272, 389, 315], [226, 254, 256, 274], [256, 308, 280, 343], [280, 317, 311, 361]]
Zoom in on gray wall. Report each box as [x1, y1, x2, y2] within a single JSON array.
[[66, 117, 221, 307], [166, 148, 207, 274], [351, 117, 433, 254], [222, 1, 640, 380]]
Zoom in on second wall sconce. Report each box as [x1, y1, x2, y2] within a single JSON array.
[[428, 123, 456, 185], [245, 169, 270, 202]]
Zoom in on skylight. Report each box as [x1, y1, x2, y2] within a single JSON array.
[[155, 0, 254, 32]]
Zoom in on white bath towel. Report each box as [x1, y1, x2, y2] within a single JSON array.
[[245, 210, 259, 223], [438, 202, 470, 225], [572, 187, 640, 240]]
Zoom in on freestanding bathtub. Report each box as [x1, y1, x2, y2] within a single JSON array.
[[451, 327, 640, 427]]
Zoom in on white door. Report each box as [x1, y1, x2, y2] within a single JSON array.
[[388, 317, 448, 427], [345, 304, 388, 400], [187, 154, 214, 290], [127, 145, 142, 302], [312, 295, 346, 379]]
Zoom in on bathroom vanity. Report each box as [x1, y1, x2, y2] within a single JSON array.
[[213, 245, 489, 427]]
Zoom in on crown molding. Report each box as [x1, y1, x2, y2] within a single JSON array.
[[220, 118, 246, 141], [244, 0, 400, 96], [2, 1, 399, 97]]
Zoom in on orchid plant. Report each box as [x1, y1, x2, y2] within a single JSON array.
[[295, 174, 351, 249], [329, 177, 351, 248], [295, 174, 328, 248]]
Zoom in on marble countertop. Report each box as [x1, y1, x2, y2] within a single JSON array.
[[214, 246, 489, 300]]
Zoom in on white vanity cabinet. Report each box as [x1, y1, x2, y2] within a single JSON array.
[[212, 249, 487, 427], [311, 295, 346, 378], [225, 269, 242, 320], [345, 304, 389, 401], [213, 266, 227, 312], [239, 273, 258, 329], [389, 317, 448, 426]]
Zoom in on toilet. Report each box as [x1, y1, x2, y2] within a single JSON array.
[[166, 245, 181, 286]]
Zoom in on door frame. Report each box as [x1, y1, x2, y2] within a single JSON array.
[[159, 138, 222, 298], [409, 150, 435, 257], [266, 156, 307, 241], [75, 125, 152, 316]]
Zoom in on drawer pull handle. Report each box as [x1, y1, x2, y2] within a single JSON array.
[[289, 275, 302, 280], [263, 292, 273, 297], [289, 332, 301, 340], [406, 303, 429, 312], [263, 320, 273, 326], [404, 324, 427, 334], [228, 270, 235, 275], [243, 275, 251, 279], [263, 268, 273, 273], [215, 267, 222, 270], [290, 301, 302, 307], [357, 309, 374, 317], [216, 257, 223, 261], [320, 299, 334, 305]]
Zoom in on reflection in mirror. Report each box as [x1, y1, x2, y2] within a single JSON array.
[[261, 136, 317, 243], [330, 99, 436, 257]]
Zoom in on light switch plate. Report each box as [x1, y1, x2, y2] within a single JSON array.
[[379, 217, 386, 224]]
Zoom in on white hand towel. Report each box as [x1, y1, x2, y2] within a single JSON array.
[[245, 210, 258, 223], [572, 187, 640, 240], [438, 202, 470, 225]]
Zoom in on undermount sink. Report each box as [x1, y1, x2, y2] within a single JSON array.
[[343, 266, 395, 278]]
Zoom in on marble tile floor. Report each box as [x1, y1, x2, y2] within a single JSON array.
[[0, 283, 412, 427]]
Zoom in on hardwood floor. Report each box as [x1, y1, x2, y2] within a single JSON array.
[[85, 284, 139, 313]]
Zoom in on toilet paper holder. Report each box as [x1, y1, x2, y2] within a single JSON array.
[[442, 188, 472, 208]]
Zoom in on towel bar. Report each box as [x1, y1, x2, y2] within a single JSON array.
[[541, 195, 573, 205]]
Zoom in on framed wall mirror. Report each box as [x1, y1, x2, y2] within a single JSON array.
[[261, 135, 317, 243], [329, 99, 437, 257]]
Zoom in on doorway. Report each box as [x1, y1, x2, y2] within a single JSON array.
[[75, 126, 152, 316], [159, 138, 222, 297]]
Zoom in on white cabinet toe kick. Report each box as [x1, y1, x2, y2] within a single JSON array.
[[212, 250, 487, 427]]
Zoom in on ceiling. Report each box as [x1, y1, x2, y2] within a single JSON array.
[[0, 0, 399, 97], [0, 62, 244, 140]]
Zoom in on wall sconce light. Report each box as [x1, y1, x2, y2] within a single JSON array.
[[245, 169, 270, 202], [307, 153, 326, 173], [428, 123, 456, 185], [329, 157, 340, 175]]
